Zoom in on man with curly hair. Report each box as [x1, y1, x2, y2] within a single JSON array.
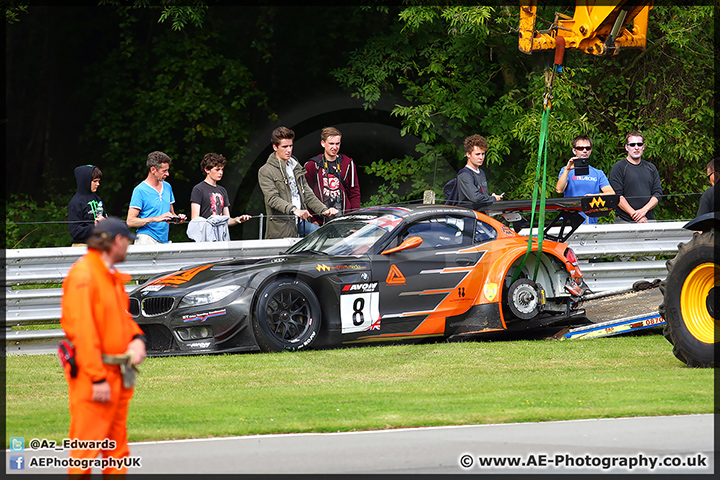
[[456, 134, 503, 208], [188, 152, 251, 241]]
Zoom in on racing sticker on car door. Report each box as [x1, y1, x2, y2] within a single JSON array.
[[340, 283, 381, 334]]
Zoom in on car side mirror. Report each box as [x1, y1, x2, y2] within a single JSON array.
[[381, 236, 423, 255]]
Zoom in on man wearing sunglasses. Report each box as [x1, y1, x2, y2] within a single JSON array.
[[555, 135, 615, 224], [697, 157, 718, 216], [608, 131, 663, 223]]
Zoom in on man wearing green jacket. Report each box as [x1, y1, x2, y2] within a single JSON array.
[[258, 126, 339, 239]]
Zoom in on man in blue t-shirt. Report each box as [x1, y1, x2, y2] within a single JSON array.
[[555, 135, 615, 224], [126, 151, 187, 243]]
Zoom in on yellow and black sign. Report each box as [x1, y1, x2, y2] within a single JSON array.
[[581, 194, 618, 217]]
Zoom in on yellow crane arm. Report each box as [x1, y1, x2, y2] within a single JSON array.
[[519, 0, 653, 56]]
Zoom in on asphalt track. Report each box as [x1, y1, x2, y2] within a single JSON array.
[[7, 414, 714, 475]]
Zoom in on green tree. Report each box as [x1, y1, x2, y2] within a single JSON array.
[[82, 7, 271, 225], [335, 4, 715, 220], [4, 193, 72, 249], [335, 5, 502, 205]]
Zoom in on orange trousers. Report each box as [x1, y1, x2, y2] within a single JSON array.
[[66, 366, 134, 476]]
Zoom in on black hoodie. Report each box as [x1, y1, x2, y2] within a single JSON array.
[[67, 165, 105, 244]]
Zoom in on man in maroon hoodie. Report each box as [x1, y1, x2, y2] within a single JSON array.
[[304, 127, 361, 225]]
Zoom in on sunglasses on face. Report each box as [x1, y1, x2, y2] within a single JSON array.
[[574, 146, 592, 151], [627, 142, 644, 147]]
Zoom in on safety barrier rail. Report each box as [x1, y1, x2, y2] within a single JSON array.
[[519, 220, 693, 293], [4, 222, 694, 354]]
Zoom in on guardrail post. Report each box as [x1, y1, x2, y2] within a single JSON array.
[[258, 213, 264, 239]]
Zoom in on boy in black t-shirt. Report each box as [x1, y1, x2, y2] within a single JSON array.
[[189, 153, 250, 240]]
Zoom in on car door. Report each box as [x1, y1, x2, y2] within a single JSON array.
[[369, 215, 485, 337]]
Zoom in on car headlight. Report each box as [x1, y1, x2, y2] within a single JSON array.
[[180, 285, 242, 307]]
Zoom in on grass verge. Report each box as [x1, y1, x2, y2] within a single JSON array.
[[5, 331, 714, 448]]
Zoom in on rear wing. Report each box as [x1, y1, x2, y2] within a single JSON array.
[[478, 195, 619, 242]]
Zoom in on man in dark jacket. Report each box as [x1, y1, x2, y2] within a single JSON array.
[[304, 127, 361, 225], [68, 165, 105, 245], [258, 127, 338, 239], [457, 134, 503, 208], [697, 157, 718, 216], [609, 131, 663, 223]]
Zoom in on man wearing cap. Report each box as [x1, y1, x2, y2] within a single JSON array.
[[60, 217, 147, 475]]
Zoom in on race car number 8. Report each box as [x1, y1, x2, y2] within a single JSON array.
[[341, 292, 380, 334], [353, 298, 365, 325]]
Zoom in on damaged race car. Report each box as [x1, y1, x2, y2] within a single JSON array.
[[129, 199, 616, 355]]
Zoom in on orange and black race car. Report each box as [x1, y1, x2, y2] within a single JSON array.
[[129, 199, 616, 355]]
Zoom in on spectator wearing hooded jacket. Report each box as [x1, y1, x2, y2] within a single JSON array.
[[304, 127, 361, 225], [68, 165, 106, 246]]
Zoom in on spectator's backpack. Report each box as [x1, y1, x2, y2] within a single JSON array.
[[443, 167, 476, 206]]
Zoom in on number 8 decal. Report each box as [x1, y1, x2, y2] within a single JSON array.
[[352, 297, 365, 326], [341, 284, 380, 334]]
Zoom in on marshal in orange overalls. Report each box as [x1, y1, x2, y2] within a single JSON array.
[[60, 249, 144, 475]]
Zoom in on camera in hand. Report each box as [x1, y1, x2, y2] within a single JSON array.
[[169, 216, 182, 224], [574, 157, 590, 176]]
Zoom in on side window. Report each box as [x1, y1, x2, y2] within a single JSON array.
[[474, 220, 497, 244], [403, 216, 474, 249]]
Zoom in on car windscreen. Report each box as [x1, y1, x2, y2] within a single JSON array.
[[286, 214, 403, 256]]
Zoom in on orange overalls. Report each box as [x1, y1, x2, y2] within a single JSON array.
[[60, 249, 144, 476]]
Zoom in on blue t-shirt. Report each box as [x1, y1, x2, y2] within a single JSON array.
[[129, 181, 175, 242], [558, 165, 610, 224]]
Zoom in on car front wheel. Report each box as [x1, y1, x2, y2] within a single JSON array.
[[253, 278, 322, 352]]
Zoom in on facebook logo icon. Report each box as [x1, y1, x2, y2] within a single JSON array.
[[10, 455, 25, 470]]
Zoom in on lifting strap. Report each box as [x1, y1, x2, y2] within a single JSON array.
[[512, 36, 565, 284]]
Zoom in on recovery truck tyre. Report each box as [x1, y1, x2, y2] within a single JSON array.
[[659, 231, 717, 367]]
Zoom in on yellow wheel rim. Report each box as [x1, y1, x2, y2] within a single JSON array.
[[679, 263, 718, 344]]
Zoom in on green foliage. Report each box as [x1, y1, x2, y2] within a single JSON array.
[[4, 193, 72, 249], [335, 5, 715, 219], [82, 8, 271, 206], [4, 1, 28, 24], [99, 1, 207, 31], [158, 4, 207, 31], [335, 5, 504, 203]]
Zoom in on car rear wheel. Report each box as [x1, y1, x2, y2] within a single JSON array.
[[507, 278, 542, 320], [253, 278, 322, 352]]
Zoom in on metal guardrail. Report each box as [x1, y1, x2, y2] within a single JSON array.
[[4, 238, 298, 286], [4, 238, 299, 355], [519, 220, 693, 293], [4, 222, 694, 355]]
